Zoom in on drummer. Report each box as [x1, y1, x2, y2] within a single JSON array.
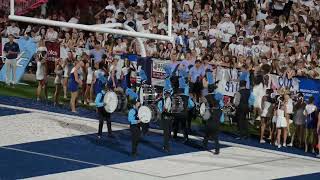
[[189, 60, 204, 103], [95, 86, 114, 138], [158, 88, 173, 152], [203, 95, 223, 155], [136, 68, 149, 135], [128, 100, 142, 157]]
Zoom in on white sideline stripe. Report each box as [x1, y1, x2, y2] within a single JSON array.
[[1, 103, 319, 162]]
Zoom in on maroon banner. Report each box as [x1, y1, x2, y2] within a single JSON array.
[[45, 41, 60, 75], [46, 41, 60, 59]]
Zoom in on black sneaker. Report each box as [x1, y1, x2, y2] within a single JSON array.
[[163, 146, 170, 153], [214, 149, 220, 155]]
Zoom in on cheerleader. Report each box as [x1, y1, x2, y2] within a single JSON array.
[[252, 75, 267, 121], [53, 59, 63, 106], [62, 52, 74, 99], [84, 59, 94, 104], [284, 93, 294, 143], [68, 60, 85, 112], [35, 40, 48, 101], [260, 89, 274, 143], [108, 59, 118, 90], [304, 97, 317, 153], [275, 98, 288, 148]]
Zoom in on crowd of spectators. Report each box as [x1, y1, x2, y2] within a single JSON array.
[[0, 0, 320, 79]]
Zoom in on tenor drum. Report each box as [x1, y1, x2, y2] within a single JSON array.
[[139, 84, 157, 105], [104, 91, 119, 113], [138, 106, 153, 123], [171, 94, 187, 113], [116, 91, 127, 112]]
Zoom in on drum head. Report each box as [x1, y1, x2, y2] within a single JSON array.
[[200, 103, 206, 116], [164, 97, 172, 112], [138, 106, 152, 123], [104, 91, 119, 113]]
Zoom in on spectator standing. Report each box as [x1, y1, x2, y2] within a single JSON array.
[[234, 80, 251, 139], [3, 34, 20, 86], [5, 22, 20, 37]]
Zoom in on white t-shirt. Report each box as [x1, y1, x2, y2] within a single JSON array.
[[6, 26, 20, 37], [217, 21, 236, 43], [46, 30, 58, 42], [228, 43, 238, 56], [286, 98, 293, 114], [265, 23, 277, 31]]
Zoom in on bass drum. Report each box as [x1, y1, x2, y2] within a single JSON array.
[[138, 106, 153, 123], [104, 91, 119, 113], [200, 102, 211, 120]]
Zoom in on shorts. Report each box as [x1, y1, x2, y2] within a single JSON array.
[[276, 117, 287, 128], [272, 116, 277, 123], [38, 79, 46, 87]]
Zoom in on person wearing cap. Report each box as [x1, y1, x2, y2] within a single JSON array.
[[140, 19, 150, 34], [217, 13, 236, 44], [3, 34, 20, 86], [95, 86, 114, 139], [157, 89, 173, 152], [128, 100, 142, 157]]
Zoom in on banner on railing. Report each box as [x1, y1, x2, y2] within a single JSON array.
[[151, 58, 170, 87], [298, 77, 320, 108]]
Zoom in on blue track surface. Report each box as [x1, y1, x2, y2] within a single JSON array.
[[0, 96, 320, 179], [0, 129, 225, 179]]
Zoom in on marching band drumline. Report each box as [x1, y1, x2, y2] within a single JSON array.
[[95, 58, 225, 156]]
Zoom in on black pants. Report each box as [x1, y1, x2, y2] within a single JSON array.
[[187, 108, 195, 133], [130, 124, 141, 154], [236, 107, 249, 138], [161, 113, 172, 150], [173, 112, 188, 139], [98, 107, 112, 136], [141, 123, 149, 135], [203, 121, 220, 151]]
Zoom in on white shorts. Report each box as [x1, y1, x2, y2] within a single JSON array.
[[272, 116, 277, 123], [276, 117, 287, 128]]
